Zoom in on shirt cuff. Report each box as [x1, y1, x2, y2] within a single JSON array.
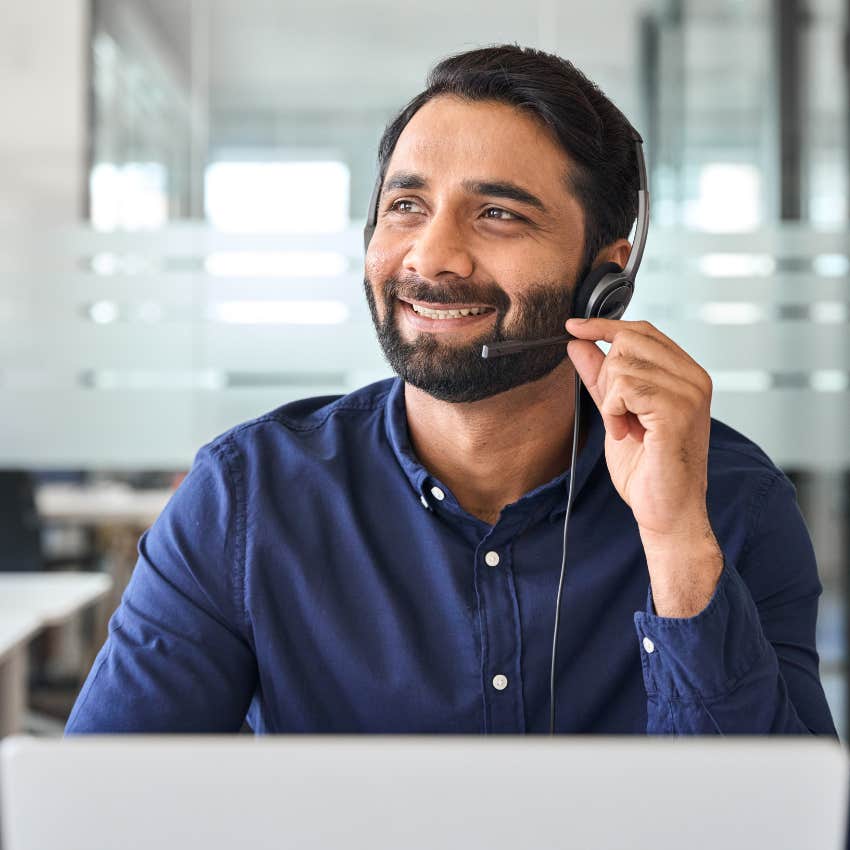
[[633, 560, 773, 701]]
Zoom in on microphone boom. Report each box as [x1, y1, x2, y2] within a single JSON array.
[[481, 333, 575, 359]]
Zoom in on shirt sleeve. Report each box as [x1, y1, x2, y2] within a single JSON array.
[[65, 439, 257, 733], [633, 472, 838, 736]]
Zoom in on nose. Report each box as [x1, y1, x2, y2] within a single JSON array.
[[402, 210, 474, 281]]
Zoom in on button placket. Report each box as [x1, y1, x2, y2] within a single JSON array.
[[473, 533, 524, 732]]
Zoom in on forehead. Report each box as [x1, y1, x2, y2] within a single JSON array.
[[386, 96, 573, 201]]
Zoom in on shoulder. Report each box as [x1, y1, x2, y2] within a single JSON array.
[[200, 378, 396, 464], [705, 417, 802, 554], [707, 416, 786, 484]]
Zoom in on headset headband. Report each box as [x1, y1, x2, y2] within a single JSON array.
[[624, 135, 649, 283]]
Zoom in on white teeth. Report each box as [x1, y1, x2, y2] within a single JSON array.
[[410, 303, 488, 319]]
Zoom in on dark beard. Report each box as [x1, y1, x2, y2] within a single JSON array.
[[364, 272, 578, 403]]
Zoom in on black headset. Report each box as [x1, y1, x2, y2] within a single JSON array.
[[570, 135, 648, 321]]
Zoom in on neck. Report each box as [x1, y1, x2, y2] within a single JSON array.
[[404, 360, 584, 525]]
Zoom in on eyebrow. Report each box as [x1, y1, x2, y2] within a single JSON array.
[[383, 172, 427, 192], [382, 171, 549, 215], [462, 180, 548, 214]]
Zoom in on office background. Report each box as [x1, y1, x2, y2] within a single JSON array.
[[0, 0, 847, 737]]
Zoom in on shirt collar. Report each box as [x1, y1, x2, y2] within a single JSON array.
[[384, 377, 431, 501], [384, 377, 606, 520]]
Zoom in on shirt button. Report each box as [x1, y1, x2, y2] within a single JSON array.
[[430, 486, 445, 501], [419, 494, 429, 509], [642, 636, 655, 654], [492, 674, 508, 691], [484, 550, 500, 567]]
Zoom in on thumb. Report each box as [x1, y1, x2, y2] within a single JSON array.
[[567, 339, 604, 407], [568, 339, 632, 442]]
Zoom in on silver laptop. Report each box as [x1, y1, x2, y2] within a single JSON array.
[[2, 735, 847, 850]]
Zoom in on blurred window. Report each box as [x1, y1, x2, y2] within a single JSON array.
[[683, 163, 761, 232], [90, 162, 168, 231], [204, 161, 350, 233]]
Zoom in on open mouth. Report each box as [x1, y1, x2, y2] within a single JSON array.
[[397, 297, 496, 324], [411, 303, 490, 319]]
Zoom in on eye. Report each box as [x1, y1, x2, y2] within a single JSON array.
[[483, 207, 522, 221], [387, 199, 423, 214]]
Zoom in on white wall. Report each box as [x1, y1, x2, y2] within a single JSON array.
[[0, 0, 88, 226]]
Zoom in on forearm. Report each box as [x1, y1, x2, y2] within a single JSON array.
[[640, 518, 724, 619]]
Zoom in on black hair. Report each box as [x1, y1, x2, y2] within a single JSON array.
[[376, 44, 640, 273]]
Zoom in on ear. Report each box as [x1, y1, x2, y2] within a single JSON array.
[[594, 238, 631, 271]]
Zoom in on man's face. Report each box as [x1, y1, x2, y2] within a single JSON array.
[[364, 96, 587, 403]]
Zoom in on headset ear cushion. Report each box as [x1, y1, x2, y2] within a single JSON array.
[[571, 262, 622, 320]]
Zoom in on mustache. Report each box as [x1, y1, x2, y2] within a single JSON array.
[[381, 274, 512, 313]]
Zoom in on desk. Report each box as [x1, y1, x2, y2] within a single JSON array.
[[35, 483, 171, 527], [0, 573, 112, 737], [36, 482, 173, 631]]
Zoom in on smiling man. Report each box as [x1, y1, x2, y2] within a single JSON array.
[[67, 45, 836, 735]]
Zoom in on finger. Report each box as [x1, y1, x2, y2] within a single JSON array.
[[599, 341, 699, 400], [625, 411, 646, 442], [600, 375, 705, 446], [568, 340, 631, 440], [566, 317, 679, 354], [567, 339, 604, 407], [601, 373, 663, 420], [576, 324, 710, 399]]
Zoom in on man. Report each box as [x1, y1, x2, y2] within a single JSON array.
[[67, 45, 836, 735]]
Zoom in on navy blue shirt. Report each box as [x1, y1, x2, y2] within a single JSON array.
[[66, 378, 836, 735]]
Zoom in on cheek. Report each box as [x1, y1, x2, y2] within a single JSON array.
[[492, 239, 564, 282], [493, 257, 553, 299], [503, 253, 576, 293], [497, 259, 574, 322], [364, 231, 403, 282], [363, 244, 396, 321]]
